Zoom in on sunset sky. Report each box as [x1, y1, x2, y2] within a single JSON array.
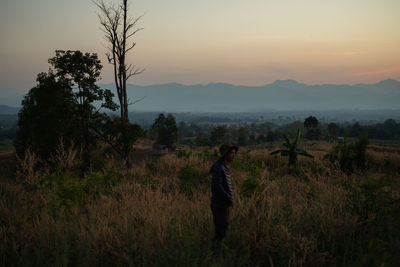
[[1, 0, 399, 97]]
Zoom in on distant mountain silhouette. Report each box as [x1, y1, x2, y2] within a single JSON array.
[[98, 79, 400, 112], [0, 105, 19, 115], [270, 79, 306, 87], [1, 79, 399, 112]]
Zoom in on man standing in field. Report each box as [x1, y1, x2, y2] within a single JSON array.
[[210, 143, 238, 242]]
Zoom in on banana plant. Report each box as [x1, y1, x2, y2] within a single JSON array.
[[270, 129, 314, 167]]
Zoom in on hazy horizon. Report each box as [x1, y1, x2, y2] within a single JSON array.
[[1, 0, 400, 98], [1, 78, 399, 111], [99, 77, 400, 87]]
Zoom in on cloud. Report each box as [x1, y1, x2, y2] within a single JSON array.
[[355, 65, 400, 77], [328, 51, 364, 56]]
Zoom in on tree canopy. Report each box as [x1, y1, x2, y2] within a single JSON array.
[[304, 116, 321, 140], [15, 72, 79, 159], [15, 50, 118, 167], [151, 113, 179, 149]]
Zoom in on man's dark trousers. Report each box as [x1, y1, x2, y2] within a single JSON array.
[[211, 204, 229, 240]]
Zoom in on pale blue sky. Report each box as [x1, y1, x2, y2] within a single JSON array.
[[1, 0, 399, 97]]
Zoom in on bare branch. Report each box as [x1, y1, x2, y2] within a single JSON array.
[[125, 43, 137, 54], [94, 0, 144, 120], [126, 28, 143, 41], [127, 67, 145, 80], [128, 96, 146, 106]]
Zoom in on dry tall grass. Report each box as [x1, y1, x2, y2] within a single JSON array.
[[1, 142, 399, 266]]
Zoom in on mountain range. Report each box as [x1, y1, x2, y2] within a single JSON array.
[[1, 79, 399, 112], [103, 79, 400, 112]]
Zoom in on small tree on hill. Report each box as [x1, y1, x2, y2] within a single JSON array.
[[327, 122, 340, 140], [304, 116, 320, 140], [325, 135, 369, 173], [350, 122, 364, 137], [15, 72, 80, 160], [48, 50, 118, 167], [270, 129, 314, 169], [266, 130, 278, 142], [151, 113, 179, 149], [95, 115, 145, 167], [16, 51, 119, 169], [210, 126, 228, 146], [238, 127, 249, 146]]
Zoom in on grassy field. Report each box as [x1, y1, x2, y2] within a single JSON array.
[[0, 138, 14, 152], [1, 141, 400, 266]]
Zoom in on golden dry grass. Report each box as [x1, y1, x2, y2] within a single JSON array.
[[1, 142, 400, 266]]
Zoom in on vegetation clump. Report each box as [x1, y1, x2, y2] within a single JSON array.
[[177, 165, 204, 195], [326, 135, 369, 173], [270, 129, 314, 169], [1, 140, 400, 266]]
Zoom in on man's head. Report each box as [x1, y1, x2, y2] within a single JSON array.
[[219, 143, 239, 164]]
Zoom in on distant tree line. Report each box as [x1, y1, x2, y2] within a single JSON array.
[[176, 117, 400, 147]]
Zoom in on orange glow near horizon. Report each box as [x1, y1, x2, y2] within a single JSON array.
[[1, 0, 399, 93]]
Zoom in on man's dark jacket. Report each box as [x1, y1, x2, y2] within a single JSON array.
[[210, 159, 233, 207]]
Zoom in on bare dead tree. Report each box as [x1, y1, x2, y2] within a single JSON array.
[[94, 0, 144, 121]]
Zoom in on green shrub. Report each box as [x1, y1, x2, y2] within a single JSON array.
[[177, 165, 203, 194], [84, 172, 119, 196], [146, 160, 160, 176], [348, 175, 397, 223], [343, 175, 399, 265], [326, 136, 369, 173], [40, 171, 120, 208], [176, 150, 192, 158], [202, 149, 218, 161], [240, 177, 260, 196], [232, 160, 263, 178], [57, 178, 88, 205]]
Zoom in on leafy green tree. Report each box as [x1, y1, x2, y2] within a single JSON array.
[[350, 122, 364, 137], [354, 135, 369, 170], [383, 119, 397, 132], [210, 126, 228, 146], [178, 121, 187, 140], [151, 113, 179, 149], [270, 129, 314, 168], [327, 122, 340, 139], [266, 130, 278, 142], [49, 50, 116, 109], [16, 51, 118, 169], [48, 50, 117, 166], [256, 134, 266, 143], [15, 72, 80, 160], [238, 127, 249, 146], [195, 126, 209, 146], [95, 116, 144, 167], [304, 116, 321, 140]]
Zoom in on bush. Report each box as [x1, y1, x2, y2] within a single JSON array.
[[202, 149, 218, 161], [347, 175, 398, 224], [57, 178, 88, 205], [325, 136, 369, 173], [232, 160, 263, 178], [177, 165, 203, 194], [146, 160, 160, 176], [40, 171, 121, 208], [240, 177, 260, 196], [344, 175, 400, 265], [176, 149, 192, 158]]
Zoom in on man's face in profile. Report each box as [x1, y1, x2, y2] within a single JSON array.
[[225, 149, 236, 163]]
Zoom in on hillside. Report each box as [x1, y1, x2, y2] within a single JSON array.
[[99, 79, 400, 112]]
